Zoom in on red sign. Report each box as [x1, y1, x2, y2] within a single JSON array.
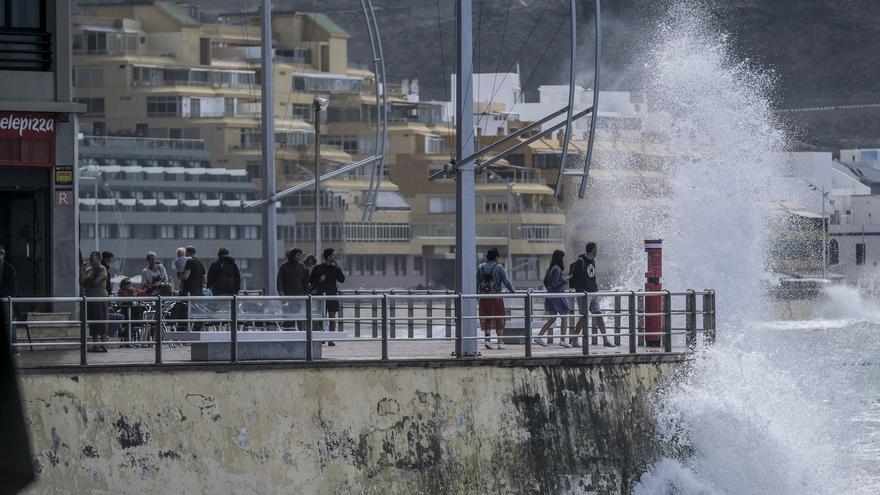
[[0, 111, 56, 167]]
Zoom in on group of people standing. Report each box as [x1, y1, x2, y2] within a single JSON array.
[[476, 242, 615, 350]]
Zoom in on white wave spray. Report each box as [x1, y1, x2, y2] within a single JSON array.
[[593, 3, 878, 494]]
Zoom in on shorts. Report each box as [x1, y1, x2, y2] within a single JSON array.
[[577, 294, 601, 316], [479, 298, 506, 327]]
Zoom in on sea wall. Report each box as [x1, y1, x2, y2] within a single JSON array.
[[19, 356, 684, 494]]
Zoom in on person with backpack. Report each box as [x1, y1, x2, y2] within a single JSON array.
[[569, 242, 615, 348], [476, 247, 515, 350], [534, 250, 571, 347], [207, 247, 241, 296]]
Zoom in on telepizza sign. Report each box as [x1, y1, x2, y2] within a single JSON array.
[[0, 111, 56, 167]]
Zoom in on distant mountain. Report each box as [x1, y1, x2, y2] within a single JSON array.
[[78, 0, 880, 150]]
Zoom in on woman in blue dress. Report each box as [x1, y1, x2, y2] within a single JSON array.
[[535, 250, 571, 346]]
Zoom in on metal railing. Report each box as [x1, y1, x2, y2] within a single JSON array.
[[4, 289, 715, 368]]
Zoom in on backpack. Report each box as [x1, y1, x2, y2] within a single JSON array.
[[569, 258, 587, 292], [478, 264, 499, 294], [214, 261, 236, 293]]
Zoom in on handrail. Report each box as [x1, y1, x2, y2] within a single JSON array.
[[4, 288, 715, 368]]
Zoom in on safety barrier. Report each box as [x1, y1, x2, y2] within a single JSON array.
[[3, 289, 715, 368]]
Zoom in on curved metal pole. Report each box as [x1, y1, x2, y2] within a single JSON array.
[[554, 0, 577, 198], [364, 0, 388, 221], [577, 0, 601, 199], [360, 0, 382, 221]]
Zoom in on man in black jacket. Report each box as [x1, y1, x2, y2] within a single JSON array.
[[206, 247, 241, 296], [308, 248, 345, 344], [277, 248, 310, 330], [569, 242, 615, 348]]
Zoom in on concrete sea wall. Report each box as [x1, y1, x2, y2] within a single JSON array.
[[19, 357, 683, 494]]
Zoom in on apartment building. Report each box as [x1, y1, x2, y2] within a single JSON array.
[[72, 1, 418, 289], [0, 0, 80, 297]]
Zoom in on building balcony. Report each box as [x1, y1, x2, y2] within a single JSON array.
[[79, 135, 210, 160]]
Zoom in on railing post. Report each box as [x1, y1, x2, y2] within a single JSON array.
[[305, 295, 313, 362], [426, 296, 434, 339], [230, 296, 238, 363], [371, 290, 378, 338], [155, 296, 163, 364], [637, 294, 645, 347], [407, 289, 415, 339], [445, 291, 453, 339], [583, 292, 590, 356], [663, 290, 673, 353], [389, 290, 397, 339], [454, 293, 463, 358], [703, 290, 716, 346], [686, 290, 697, 350], [381, 294, 389, 361], [79, 296, 88, 365], [524, 292, 533, 358], [354, 289, 361, 338], [613, 291, 621, 347], [628, 292, 637, 354]]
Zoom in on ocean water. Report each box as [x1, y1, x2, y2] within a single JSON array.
[[576, 2, 880, 493]]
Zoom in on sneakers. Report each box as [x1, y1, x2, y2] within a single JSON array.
[[328, 341, 336, 347], [571, 340, 581, 348], [559, 341, 572, 349], [603, 339, 617, 348], [484, 335, 494, 350], [533, 338, 547, 347], [496, 341, 506, 350]]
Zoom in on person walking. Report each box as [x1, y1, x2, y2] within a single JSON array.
[[477, 247, 516, 350], [0, 245, 16, 299], [308, 248, 345, 345], [570, 242, 615, 348], [207, 247, 241, 296], [535, 250, 571, 347], [277, 248, 310, 330], [80, 251, 109, 352]]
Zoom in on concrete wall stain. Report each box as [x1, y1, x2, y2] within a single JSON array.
[[20, 360, 680, 494]]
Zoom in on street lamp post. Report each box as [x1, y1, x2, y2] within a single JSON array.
[[313, 97, 329, 259]]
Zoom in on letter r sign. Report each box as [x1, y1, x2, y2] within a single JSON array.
[[54, 190, 73, 207]]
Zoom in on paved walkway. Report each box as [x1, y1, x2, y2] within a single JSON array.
[[15, 336, 675, 368]]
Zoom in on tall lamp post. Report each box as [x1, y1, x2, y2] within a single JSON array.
[[486, 170, 517, 271], [313, 97, 329, 259], [806, 180, 829, 279]]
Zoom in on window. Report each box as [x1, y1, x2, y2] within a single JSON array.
[[829, 239, 839, 266], [180, 225, 196, 239], [533, 153, 563, 169], [201, 225, 217, 239], [2, 1, 43, 29], [159, 225, 176, 239], [425, 134, 442, 154], [147, 96, 181, 116], [229, 225, 239, 239], [238, 258, 249, 270], [484, 200, 508, 213], [243, 226, 259, 239], [73, 66, 104, 87], [320, 135, 359, 154], [513, 257, 539, 281], [292, 104, 312, 121], [413, 257, 423, 276], [856, 243, 866, 265], [393, 256, 407, 276], [75, 98, 105, 116], [246, 162, 262, 179], [428, 196, 456, 213]]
